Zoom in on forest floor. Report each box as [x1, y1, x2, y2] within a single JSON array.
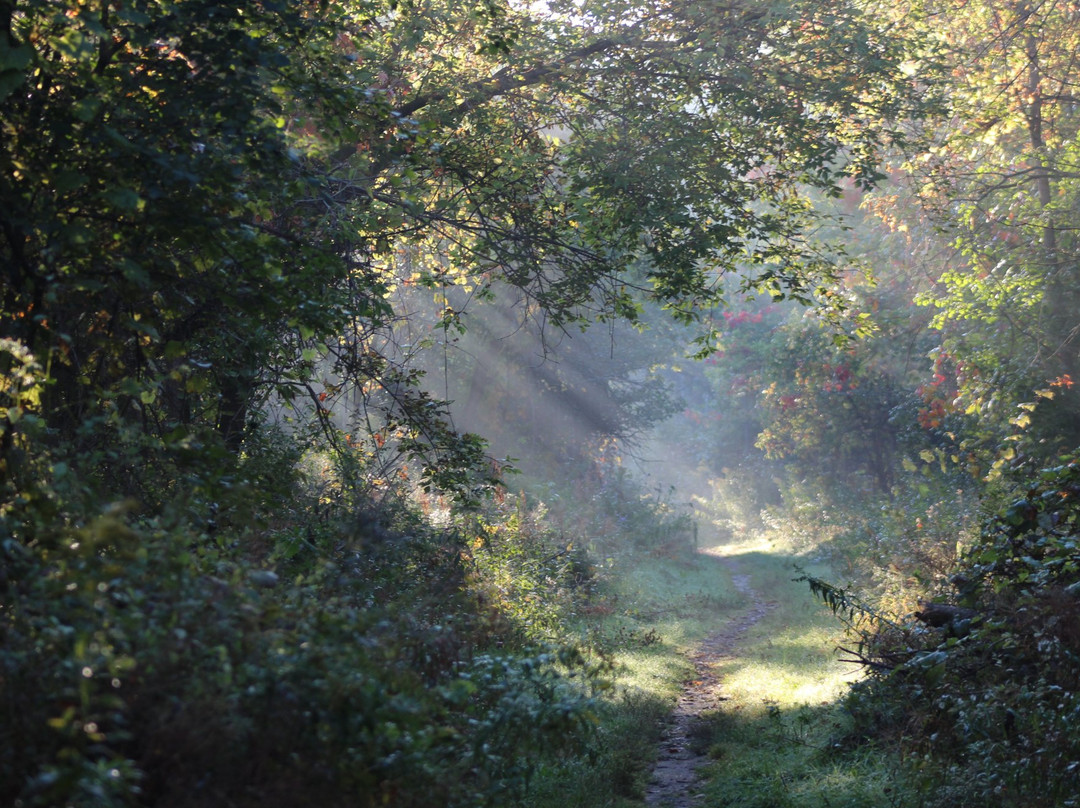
[[527, 535, 909, 808], [632, 537, 907, 808], [644, 553, 778, 807]]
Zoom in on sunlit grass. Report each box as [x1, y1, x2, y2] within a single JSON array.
[[610, 646, 690, 699], [691, 535, 915, 808], [717, 623, 857, 706], [528, 526, 915, 808], [525, 545, 739, 808]]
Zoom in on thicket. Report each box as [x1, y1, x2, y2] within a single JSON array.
[[803, 457, 1077, 807], [0, 412, 631, 807]]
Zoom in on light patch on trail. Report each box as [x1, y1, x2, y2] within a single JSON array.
[[644, 552, 777, 807]]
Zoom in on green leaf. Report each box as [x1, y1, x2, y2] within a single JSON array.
[[164, 341, 187, 359], [121, 259, 151, 288], [53, 170, 89, 194], [185, 376, 210, 394], [0, 40, 33, 73], [102, 188, 145, 212], [0, 40, 33, 103], [53, 29, 95, 61], [0, 71, 25, 104], [71, 97, 101, 123]]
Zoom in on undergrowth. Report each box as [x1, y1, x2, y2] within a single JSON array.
[[1, 419, 710, 808], [0, 429, 617, 808], [830, 456, 1080, 808]]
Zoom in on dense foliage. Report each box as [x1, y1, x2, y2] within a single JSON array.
[[0, 469, 614, 807], [826, 457, 1080, 807], [8, 0, 1080, 802], [0, 0, 930, 804]]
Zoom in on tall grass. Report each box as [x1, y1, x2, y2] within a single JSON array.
[[524, 530, 916, 808]]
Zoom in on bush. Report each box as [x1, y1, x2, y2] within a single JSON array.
[[837, 456, 1080, 807], [0, 493, 607, 808]]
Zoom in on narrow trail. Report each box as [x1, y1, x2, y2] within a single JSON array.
[[644, 554, 778, 807]]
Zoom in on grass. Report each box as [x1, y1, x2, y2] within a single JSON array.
[[693, 535, 917, 808], [527, 530, 917, 808], [524, 545, 739, 807]]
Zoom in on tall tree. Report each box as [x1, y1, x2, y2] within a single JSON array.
[[0, 0, 928, 512], [899, 0, 1080, 449]]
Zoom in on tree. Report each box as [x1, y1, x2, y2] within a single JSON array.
[[895, 0, 1080, 453], [0, 0, 929, 518]]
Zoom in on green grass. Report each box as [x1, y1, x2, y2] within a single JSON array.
[[527, 532, 917, 808], [524, 547, 739, 807], [694, 536, 916, 808]]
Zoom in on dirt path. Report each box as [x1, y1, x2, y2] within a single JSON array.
[[644, 556, 778, 807]]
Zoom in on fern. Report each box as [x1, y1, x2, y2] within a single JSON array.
[[793, 569, 900, 631]]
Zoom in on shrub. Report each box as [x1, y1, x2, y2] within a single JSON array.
[[0, 496, 606, 808], [836, 456, 1080, 807]]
